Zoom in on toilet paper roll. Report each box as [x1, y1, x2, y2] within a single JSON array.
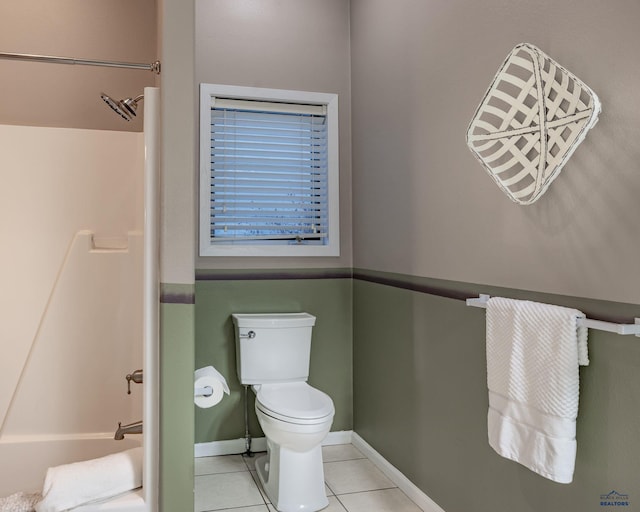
[[194, 366, 230, 409]]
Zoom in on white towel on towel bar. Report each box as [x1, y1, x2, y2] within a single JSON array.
[[485, 297, 588, 484]]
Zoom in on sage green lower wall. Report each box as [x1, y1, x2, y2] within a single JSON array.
[[353, 271, 640, 512], [195, 275, 353, 443], [160, 299, 195, 512], [188, 268, 640, 511]]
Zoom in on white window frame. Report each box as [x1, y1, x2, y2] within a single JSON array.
[[199, 83, 340, 257]]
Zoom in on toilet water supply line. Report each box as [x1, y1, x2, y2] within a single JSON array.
[[244, 385, 253, 456]]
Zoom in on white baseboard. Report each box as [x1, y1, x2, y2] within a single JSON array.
[[194, 430, 445, 512], [194, 430, 354, 458], [351, 433, 445, 512], [194, 437, 266, 458], [321, 430, 353, 446]]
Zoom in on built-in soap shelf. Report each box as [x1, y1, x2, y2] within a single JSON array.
[[84, 230, 142, 253]]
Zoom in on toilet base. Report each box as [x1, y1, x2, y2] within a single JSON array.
[[255, 440, 328, 512]]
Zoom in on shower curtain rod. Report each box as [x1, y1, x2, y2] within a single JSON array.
[[0, 51, 161, 74]]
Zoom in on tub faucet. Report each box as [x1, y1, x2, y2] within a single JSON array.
[[115, 420, 143, 440]]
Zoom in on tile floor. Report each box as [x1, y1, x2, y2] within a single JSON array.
[[194, 443, 424, 512]]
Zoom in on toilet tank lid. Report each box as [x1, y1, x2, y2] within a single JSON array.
[[232, 312, 316, 328]]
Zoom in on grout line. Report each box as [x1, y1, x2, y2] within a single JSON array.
[[249, 469, 271, 506], [325, 480, 337, 496], [332, 486, 398, 496], [334, 494, 350, 512], [241, 456, 252, 472]]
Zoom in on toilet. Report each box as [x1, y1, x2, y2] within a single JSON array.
[[232, 312, 335, 512]]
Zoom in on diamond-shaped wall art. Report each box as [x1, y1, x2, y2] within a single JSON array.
[[466, 43, 601, 205]]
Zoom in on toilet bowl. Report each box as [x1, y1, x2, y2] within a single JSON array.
[[253, 382, 334, 511], [231, 313, 335, 512]]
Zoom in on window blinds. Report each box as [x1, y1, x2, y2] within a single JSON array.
[[208, 97, 329, 244]]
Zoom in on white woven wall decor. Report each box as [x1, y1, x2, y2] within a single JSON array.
[[466, 43, 601, 205]]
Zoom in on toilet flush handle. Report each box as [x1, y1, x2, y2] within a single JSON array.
[[239, 330, 256, 339]]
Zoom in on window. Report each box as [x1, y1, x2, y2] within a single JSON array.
[[200, 84, 339, 257]]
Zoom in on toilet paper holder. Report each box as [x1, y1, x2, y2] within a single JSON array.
[[194, 365, 230, 408], [195, 386, 213, 397]]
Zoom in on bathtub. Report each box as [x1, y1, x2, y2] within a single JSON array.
[[0, 433, 145, 511]]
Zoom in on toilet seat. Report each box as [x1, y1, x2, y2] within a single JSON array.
[[255, 382, 334, 425]]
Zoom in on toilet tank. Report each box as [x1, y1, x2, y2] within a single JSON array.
[[232, 313, 316, 385]]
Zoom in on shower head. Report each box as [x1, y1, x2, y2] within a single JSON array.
[[100, 92, 144, 121]]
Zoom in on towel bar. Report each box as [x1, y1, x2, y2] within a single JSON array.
[[467, 294, 640, 337]]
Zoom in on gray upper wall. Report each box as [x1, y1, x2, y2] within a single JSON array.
[[195, 0, 353, 270], [350, 0, 640, 305], [9, 0, 639, 304], [0, 0, 157, 132]]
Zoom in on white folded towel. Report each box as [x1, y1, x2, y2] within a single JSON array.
[[486, 297, 588, 484], [35, 447, 142, 512]]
